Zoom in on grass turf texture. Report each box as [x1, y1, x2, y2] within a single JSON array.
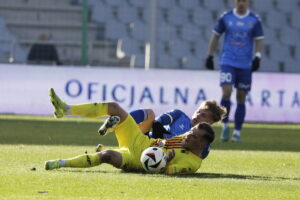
[[0, 115, 299, 200]]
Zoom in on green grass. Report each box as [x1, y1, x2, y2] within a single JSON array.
[[0, 115, 299, 200]]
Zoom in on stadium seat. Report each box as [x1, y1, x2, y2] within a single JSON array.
[[263, 27, 278, 46], [130, 21, 148, 41], [177, 0, 200, 10], [118, 6, 138, 23], [269, 43, 292, 63], [275, 0, 300, 14], [168, 6, 189, 26], [184, 55, 202, 70], [102, 0, 126, 7], [157, 54, 177, 69], [265, 10, 287, 29], [181, 24, 202, 42], [128, 0, 149, 8], [106, 20, 129, 40], [279, 28, 300, 47], [169, 40, 190, 59], [290, 11, 300, 30], [261, 57, 279, 72], [91, 1, 113, 23], [158, 0, 175, 10], [191, 7, 214, 27], [131, 53, 145, 68], [203, 0, 227, 12], [284, 59, 299, 73], [252, 0, 275, 13], [157, 26, 178, 42]]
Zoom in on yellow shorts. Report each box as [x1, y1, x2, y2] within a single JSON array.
[[114, 114, 154, 172]]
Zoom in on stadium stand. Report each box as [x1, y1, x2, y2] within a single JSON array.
[[0, 0, 299, 72]]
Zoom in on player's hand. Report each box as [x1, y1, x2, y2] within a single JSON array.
[[167, 149, 175, 163], [151, 121, 171, 139], [252, 56, 260, 72], [205, 55, 214, 70]]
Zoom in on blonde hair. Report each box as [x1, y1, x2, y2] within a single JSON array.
[[200, 100, 227, 123]]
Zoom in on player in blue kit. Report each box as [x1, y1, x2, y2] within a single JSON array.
[[123, 100, 226, 159], [205, 0, 264, 142]]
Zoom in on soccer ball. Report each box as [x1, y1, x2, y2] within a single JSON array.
[[140, 147, 167, 173]]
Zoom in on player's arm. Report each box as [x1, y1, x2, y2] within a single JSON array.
[[151, 110, 184, 138], [205, 14, 224, 70]]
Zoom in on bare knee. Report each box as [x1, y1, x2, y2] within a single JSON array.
[[100, 150, 122, 168], [145, 109, 155, 121], [222, 85, 233, 99], [236, 90, 247, 103]]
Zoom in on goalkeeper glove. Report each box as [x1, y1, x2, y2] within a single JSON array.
[[252, 52, 261, 72], [205, 55, 214, 70], [151, 121, 171, 139]]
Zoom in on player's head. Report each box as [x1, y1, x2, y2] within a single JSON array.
[[234, 0, 250, 13], [182, 123, 215, 150], [191, 100, 227, 126]]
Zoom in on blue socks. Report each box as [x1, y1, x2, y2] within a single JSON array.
[[221, 98, 231, 123], [234, 103, 246, 131]]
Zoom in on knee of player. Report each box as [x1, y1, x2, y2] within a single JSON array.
[[100, 150, 122, 168], [145, 109, 155, 121]]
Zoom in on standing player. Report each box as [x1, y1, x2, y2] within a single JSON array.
[[45, 88, 216, 175], [205, 0, 264, 142]]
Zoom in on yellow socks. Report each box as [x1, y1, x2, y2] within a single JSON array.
[[70, 103, 108, 118], [65, 153, 101, 168]]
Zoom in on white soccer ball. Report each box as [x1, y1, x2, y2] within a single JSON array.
[[140, 147, 167, 173]]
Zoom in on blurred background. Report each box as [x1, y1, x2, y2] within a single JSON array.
[[0, 0, 299, 72]]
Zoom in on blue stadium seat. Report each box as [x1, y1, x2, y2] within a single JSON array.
[[191, 7, 214, 27], [177, 0, 200, 10], [203, 0, 227, 12], [130, 21, 148, 41], [157, 27, 178, 41], [252, 0, 275, 13], [157, 54, 177, 69], [118, 5, 138, 23], [275, 0, 299, 14], [284, 59, 299, 73], [269, 43, 292, 63], [90, 1, 113, 23], [106, 20, 129, 40], [280, 28, 300, 47], [128, 0, 149, 8], [266, 11, 287, 29], [181, 24, 202, 42], [290, 11, 300, 30], [169, 40, 190, 59], [158, 0, 176, 10], [168, 6, 189, 26]]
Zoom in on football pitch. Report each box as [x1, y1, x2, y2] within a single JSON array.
[[0, 115, 299, 200]]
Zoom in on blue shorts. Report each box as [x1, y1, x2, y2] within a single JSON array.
[[220, 65, 252, 91]]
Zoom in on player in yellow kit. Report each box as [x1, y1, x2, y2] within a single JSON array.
[[45, 88, 215, 175]]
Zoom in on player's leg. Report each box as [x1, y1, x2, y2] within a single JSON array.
[[130, 109, 155, 133], [232, 90, 247, 142], [232, 69, 252, 142], [45, 150, 122, 170], [220, 66, 235, 141], [49, 88, 69, 118], [49, 88, 128, 121]]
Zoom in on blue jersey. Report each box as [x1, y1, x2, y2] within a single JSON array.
[[214, 9, 264, 69], [160, 109, 191, 139]]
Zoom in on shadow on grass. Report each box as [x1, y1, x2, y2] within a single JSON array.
[[55, 169, 300, 181], [174, 172, 300, 181]]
